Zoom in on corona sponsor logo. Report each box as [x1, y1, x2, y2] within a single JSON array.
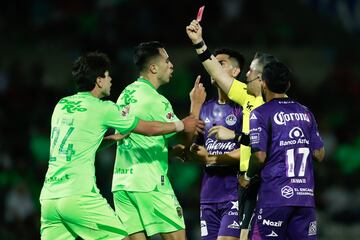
[[273, 112, 310, 126]]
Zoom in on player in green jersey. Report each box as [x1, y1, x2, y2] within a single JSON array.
[[39, 52, 201, 240], [112, 41, 206, 240]]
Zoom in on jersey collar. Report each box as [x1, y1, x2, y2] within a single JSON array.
[[137, 77, 157, 91], [77, 91, 93, 96]]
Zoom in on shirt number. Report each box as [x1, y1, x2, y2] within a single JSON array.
[[286, 147, 310, 177], [49, 126, 75, 162]]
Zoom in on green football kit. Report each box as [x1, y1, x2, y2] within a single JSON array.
[[40, 92, 138, 240], [112, 78, 185, 236]]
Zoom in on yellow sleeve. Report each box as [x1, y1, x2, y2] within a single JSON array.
[[253, 96, 264, 108], [228, 79, 250, 107]]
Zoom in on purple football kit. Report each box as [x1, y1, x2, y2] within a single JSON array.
[[248, 98, 324, 240], [197, 98, 243, 239]]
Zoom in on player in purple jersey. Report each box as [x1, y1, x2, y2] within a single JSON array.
[[190, 48, 245, 240], [240, 62, 325, 239]]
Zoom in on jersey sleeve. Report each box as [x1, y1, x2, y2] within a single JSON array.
[[164, 104, 180, 139], [309, 112, 324, 150], [228, 79, 251, 107], [103, 101, 139, 135], [249, 109, 268, 153]]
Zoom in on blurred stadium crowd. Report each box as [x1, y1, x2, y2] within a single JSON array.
[[0, 0, 360, 239]]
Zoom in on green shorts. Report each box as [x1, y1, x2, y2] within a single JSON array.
[[40, 193, 127, 240], [113, 189, 185, 236]]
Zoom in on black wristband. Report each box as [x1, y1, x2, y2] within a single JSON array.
[[193, 41, 205, 49], [239, 133, 250, 146], [198, 49, 212, 62], [234, 134, 241, 143], [234, 132, 250, 146]]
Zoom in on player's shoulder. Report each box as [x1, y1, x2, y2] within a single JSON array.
[[58, 93, 76, 102], [252, 102, 268, 114], [228, 99, 242, 108], [100, 100, 119, 110], [202, 98, 217, 107], [297, 101, 311, 112], [55, 93, 84, 107], [122, 81, 142, 92]]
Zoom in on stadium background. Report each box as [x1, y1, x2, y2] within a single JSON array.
[[0, 0, 359, 239]]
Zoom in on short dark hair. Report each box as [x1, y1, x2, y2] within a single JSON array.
[[214, 48, 245, 77], [72, 51, 110, 91], [133, 41, 164, 72], [253, 52, 278, 71], [262, 61, 292, 94]]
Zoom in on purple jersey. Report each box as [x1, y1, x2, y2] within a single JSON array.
[[249, 98, 323, 208], [197, 98, 243, 203]]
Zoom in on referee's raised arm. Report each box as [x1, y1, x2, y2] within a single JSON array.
[[186, 20, 235, 94]]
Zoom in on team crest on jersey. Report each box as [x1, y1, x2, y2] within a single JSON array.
[[166, 112, 174, 119], [176, 206, 183, 218], [225, 114, 237, 126]]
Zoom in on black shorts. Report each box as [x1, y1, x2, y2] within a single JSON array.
[[238, 175, 260, 229]]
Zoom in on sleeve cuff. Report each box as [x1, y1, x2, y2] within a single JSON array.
[[119, 116, 140, 135]]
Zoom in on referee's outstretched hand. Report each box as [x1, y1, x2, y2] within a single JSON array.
[[186, 20, 203, 45]]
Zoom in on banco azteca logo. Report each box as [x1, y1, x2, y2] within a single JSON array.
[[289, 127, 304, 139]]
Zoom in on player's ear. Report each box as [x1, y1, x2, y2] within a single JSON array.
[[262, 79, 268, 90], [232, 67, 240, 78], [286, 81, 291, 92], [149, 63, 158, 74], [95, 77, 103, 88]]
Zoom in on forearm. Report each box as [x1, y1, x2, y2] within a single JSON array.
[[246, 152, 265, 178], [186, 100, 202, 142], [134, 120, 183, 136], [195, 42, 233, 94], [313, 147, 325, 162], [190, 102, 202, 119], [210, 148, 240, 165]]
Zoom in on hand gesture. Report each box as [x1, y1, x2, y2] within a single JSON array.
[[239, 175, 250, 188], [208, 125, 235, 140], [186, 20, 203, 44], [103, 133, 129, 141], [182, 115, 205, 134], [170, 144, 186, 161], [189, 144, 215, 165], [190, 75, 206, 106]]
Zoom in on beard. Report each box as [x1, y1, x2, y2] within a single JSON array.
[[261, 88, 266, 102]]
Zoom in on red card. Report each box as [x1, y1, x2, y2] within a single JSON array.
[[196, 5, 205, 22]]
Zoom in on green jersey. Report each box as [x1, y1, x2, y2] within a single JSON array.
[[112, 78, 179, 194], [40, 92, 139, 200]]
